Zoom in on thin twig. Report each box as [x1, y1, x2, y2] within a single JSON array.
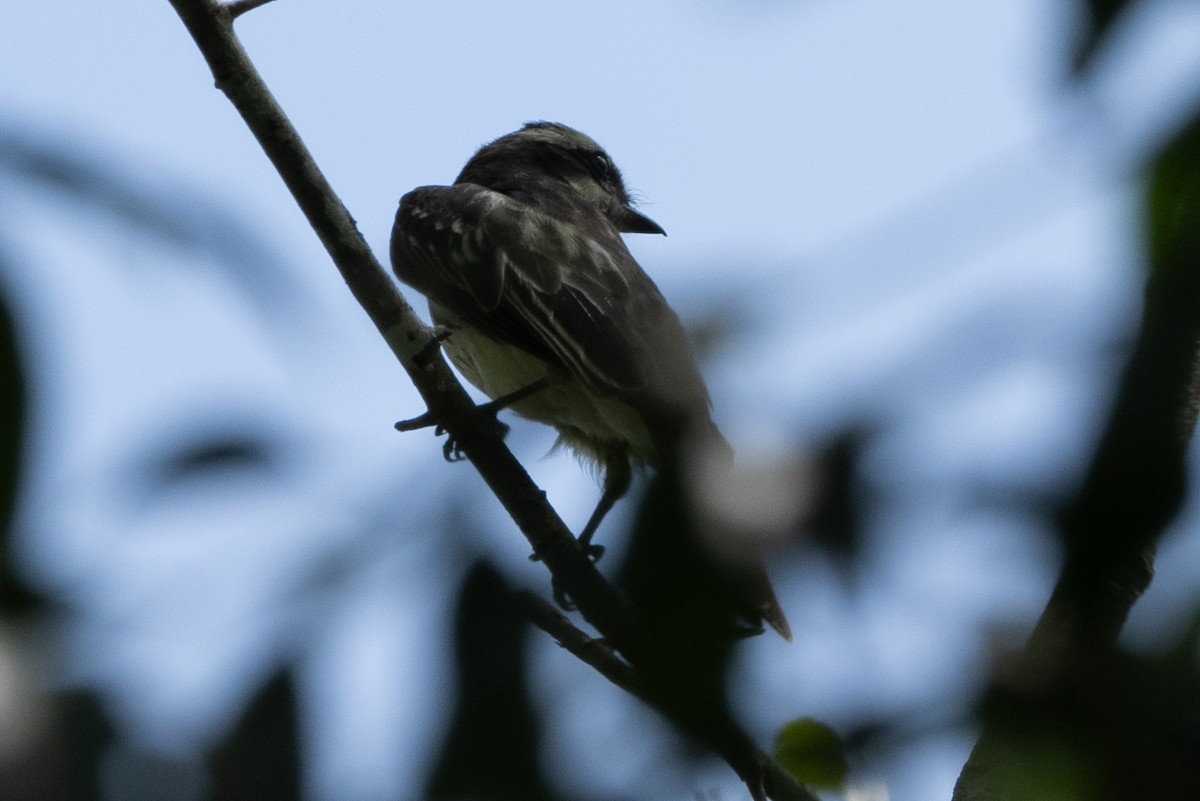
[[519, 591, 640, 694], [520, 591, 820, 801], [166, 0, 631, 650], [394, 412, 435, 432], [226, 0, 277, 19]]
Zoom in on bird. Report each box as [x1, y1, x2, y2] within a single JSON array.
[[390, 122, 789, 639]]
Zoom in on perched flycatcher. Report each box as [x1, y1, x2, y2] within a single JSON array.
[[391, 122, 788, 638]]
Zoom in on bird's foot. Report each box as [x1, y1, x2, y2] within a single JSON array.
[[395, 376, 545, 461], [394, 403, 511, 464], [527, 534, 603, 613], [435, 417, 511, 463], [576, 523, 606, 563]]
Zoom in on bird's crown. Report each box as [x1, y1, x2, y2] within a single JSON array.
[[457, 122, 624, 200], [455, 122, 664, 236]]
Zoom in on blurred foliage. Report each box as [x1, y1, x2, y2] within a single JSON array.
[[0, 129, 309, 801], [968, 620, 1200, 801], [800, 428, 872, 576], [1070, 0, 1141, 75], [1047, 113, 1200, 632], [426, 562, 558, 801], [6, 1, 1200, 799], [128, 420, 290, 509], [208, 672, 301, 801], [5, 692, 114, 801], [1147, 114, 1200, 292], [0, 126, 311, 325], [617, 461, 789, 791], [619, 464, 751, 727], [772, 718, 847, 792], [956, 10, 1200, 799], [0, 280, 33, 615]]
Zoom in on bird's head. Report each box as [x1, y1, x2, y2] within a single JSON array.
[[455, 121, 665, 235]]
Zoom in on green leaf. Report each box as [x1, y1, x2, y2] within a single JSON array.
[[773, 717, 848, 791], [1145, 115, 1200, 292]]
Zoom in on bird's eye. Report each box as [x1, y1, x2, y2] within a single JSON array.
[[587, 151, 613, 181]]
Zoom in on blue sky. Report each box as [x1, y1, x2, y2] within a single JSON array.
[[5, 1, 1200, 799]]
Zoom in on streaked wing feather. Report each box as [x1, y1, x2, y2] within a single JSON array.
[[392, 183, 649, 394]]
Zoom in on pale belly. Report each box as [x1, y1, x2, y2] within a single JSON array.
[[434, 308, 657, 465]]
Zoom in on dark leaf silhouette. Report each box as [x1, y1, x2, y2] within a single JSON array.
[[208, 671, 301, 801], [426, 561, 558, 801]]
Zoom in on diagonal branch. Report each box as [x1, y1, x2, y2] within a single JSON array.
[[165, 3, 815, 799], [521, 592, 820, 801], [519, 590, 641, 694], [166, 0, 631, 649], [952, 119, 1200, 800]]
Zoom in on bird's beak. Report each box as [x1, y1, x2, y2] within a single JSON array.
[[616, 206, 666, 236]]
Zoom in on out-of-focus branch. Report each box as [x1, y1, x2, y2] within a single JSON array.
[[953, 117, 1200, 800], [166, 3, 814, 799]]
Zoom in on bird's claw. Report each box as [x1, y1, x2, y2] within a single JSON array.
[[398, 400, 510, 463], [437, 424, 467, 462], [436, 416, 509, 462]]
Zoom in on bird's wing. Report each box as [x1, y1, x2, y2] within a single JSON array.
[[392, 183, 658, 396]]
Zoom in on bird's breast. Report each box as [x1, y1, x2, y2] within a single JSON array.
[[432, 304, 657, 467]]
